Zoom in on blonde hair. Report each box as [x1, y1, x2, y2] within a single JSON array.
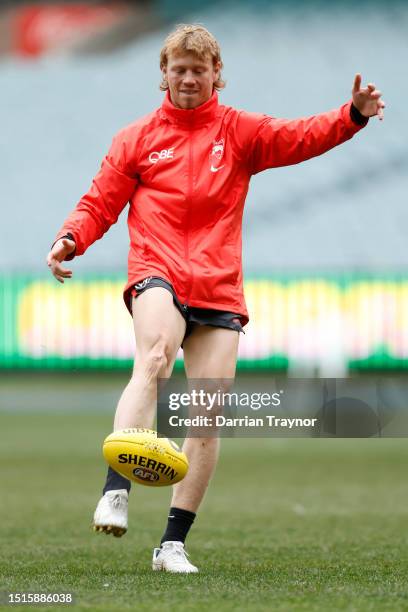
[[159, 24, 225, 91]]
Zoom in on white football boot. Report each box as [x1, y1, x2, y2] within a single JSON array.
[[152, 541, 198, 573], [92, 489, 128, 537]]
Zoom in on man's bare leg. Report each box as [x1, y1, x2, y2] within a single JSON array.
[[172, 326, 239, 512], [156, 326, 239, 561], [114, 288, 186, 431], [94, 287, 185, 535]]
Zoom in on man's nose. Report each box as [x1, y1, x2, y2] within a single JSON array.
[[182, 72, 196, 85]]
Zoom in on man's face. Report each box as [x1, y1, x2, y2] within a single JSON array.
[[163, 52, 220, 110]]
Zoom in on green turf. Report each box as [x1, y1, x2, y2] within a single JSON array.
[[1, 413, 408, 611]]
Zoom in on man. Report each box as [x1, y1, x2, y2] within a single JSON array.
[[47, 24, 385, 573]]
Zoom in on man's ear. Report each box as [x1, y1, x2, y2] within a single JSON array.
[[213, 60, 221, 84], [161, 64, 167, 81]]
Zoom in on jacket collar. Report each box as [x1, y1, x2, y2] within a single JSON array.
[[160, 90, 219, 127]]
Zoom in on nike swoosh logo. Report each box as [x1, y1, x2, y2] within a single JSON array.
[[210, 164, 225, 173]]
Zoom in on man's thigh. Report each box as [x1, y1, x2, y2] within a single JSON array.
[[132, 287, 186, 364], [182, 325, 239, 379]]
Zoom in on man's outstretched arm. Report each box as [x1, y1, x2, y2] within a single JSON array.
[[245, 74, 385, 175], [47, 128, 139, 282]]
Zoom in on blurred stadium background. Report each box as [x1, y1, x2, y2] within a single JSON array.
[[1, 2, 408, 608]]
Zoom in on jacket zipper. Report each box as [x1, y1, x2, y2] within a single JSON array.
[[184, 127, 195, 308]]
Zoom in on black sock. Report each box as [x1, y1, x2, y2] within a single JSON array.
[[160, 507, 196, 545], [102, 467, 131, 495]]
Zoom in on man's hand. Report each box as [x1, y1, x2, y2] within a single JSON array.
[[46, 238, 76, 283], [352, 73, 385, 121]]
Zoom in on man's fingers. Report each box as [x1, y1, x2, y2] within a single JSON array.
[[56, 262, 72, 274], [370, 89, 382, 98], [48, 257, 73, 280], [55, 266, 72, 277], [47, 239, 75, 282], [352, 73, 362, 93], [48, 257, 72, 275], [367, 83, 376, 91], [54, 270, 72, 282]]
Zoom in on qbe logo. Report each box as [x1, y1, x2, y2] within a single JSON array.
[[149, 148, 175, 164]]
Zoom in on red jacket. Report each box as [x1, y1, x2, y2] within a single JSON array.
[[56, 91, 367, 325]]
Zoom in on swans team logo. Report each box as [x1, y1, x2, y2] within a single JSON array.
[[209, 139, 225, 173]]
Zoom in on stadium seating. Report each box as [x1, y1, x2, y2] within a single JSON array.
[[0, 3, 406, 272]]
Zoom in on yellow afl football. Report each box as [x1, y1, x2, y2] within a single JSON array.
[[102, 428, 188, 487]]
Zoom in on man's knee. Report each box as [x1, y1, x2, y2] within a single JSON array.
[[136, 335, 175, 377], [148, 350, 167, 374]]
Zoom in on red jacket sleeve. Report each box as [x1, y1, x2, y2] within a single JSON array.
[[55, 129, 138, 257], [240, 101, 368, 175]]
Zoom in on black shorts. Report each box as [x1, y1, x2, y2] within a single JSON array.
[[131, 276, 244, 342]]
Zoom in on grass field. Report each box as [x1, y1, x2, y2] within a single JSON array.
[[1, 412, 408, 611]]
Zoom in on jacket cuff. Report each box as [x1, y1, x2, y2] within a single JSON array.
[[51, 232, 77, 261], [350, 103, 369, 126]]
